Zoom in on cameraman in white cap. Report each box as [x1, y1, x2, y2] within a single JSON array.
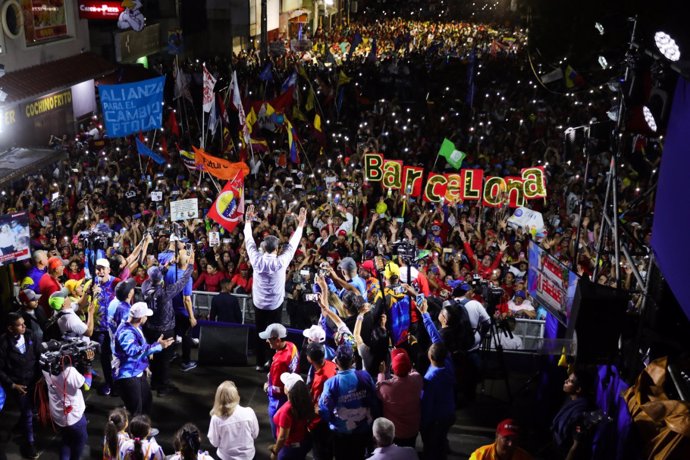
[[112, 302, 174, 416]]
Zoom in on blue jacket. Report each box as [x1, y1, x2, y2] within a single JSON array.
[[113, 322, 162, 380], [420, 313, 456, 427], [318, 368, 378, 434], [142, 266, 193, 332]]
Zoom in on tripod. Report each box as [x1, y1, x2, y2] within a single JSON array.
[[479, 317, 513, 403]]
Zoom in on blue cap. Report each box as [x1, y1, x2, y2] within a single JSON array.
[[514, 290, 526, 299], [147, 266, 164, 284]]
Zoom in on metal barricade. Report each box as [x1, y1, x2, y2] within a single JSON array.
[[190, 290, 252, 324]]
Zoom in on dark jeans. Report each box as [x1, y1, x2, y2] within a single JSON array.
[[278, 437, 312, 460], [59, 414, 88, 460], [311, 420, 333, 460], [421, 418, 454, 460], [174, 313, 193, 363], [16, 385, 35, 444], [93, 330, 114, 388], [143, 327, 174, 389], [254, 306, 283, 366], [333, 431, 370, 460], [117, 374, 152, 416]]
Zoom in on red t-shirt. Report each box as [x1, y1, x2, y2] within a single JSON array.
[[231, 274, 253, 292], [268, 342, 298, 396], [38, 273, 61, 315], [309, 360, 337, 429], [273, 401, 309, 445], [193, 271, 228, 292]]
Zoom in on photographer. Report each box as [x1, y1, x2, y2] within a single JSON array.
[[41, 347, 95, 460], [325, 257, 367, 299], [0, 312, 41, 459], [285, 266, 320, 329]]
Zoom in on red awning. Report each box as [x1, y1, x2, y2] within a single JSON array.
[[0, 52, 116, 104]]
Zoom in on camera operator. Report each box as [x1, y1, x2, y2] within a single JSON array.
[[0, 312, 41, 459], [285, 265, 320, 329], [451, 281, 490, 403], [49, 289, 97, 340], [92, 258, 122, 396], [42, 347, 95, 460]]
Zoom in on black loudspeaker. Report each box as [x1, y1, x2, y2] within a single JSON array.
[[572, 278, 629, 365], [198, 321, 249, 366]]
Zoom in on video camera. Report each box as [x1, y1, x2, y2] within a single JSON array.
[[40, 338, 99, 376], [392, 239, 417, 262], [470, 274, 504, 316], [79, 223, 116, 251]]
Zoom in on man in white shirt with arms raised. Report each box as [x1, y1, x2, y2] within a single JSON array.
[[244, 204, 307, 371]]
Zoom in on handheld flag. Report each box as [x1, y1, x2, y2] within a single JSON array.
[[438, 138, 466, 170], [136, 138, 166, 165], [285, 118, 299, 164], [179, 147, 197, 171], [207, 172, 245, 233], [281, 72, 297, 93], [202, 65, 217, 113], [193, 146, 250, 180], [259, 62, 273, 82]]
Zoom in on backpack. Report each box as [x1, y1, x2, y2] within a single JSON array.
[[452, 300, 477, 352], [43, 311, 69, 342]]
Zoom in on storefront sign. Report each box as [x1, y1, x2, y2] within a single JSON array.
[[114, 23, 160, 63], [22, 0, 68, 45], [99, 76, 165, 137], [24, 90, 72, 118], [78, 1, 123, 20], [363, 152, 547, 207]]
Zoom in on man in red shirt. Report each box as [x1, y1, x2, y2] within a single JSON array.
[[38, 257, 64, 315], [306, 342, 337, 460], [260, 323, 298, 439]]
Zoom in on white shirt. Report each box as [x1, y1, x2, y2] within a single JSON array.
[[119, 437, 165, 460], [168, 452, 213, 460], [508, 298, 535, 315], [244, 223, 303, 311], [464, 299, 490, 351], [208, 406, 260, 460], [42, 367, 85, 427], [58, 308, 88, 337], [368, 444, 419, 460]]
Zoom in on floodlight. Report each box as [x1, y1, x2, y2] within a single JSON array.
[[598, 56, 609, 69], [606, 106, 619, 122], [595, 22, 605, 36], [654, 31, 681, 62]]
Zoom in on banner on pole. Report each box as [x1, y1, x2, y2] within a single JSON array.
[[99, 76, 165, 138]]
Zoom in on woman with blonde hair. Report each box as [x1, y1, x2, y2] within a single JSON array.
[[207, 380, 259, 460]]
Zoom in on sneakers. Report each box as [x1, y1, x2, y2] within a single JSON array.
[[22, 443, 39, 459], [180, 361, 198, 372]]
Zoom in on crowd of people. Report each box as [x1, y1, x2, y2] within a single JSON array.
[[0, 13, 657, 460]]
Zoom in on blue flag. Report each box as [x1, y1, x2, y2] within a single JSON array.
[[99, 76, 165, 138], [136, 138, 166, 165], [259, 62, 273, 82], [367, 38, 377, 63], [281, 71, 297, 93], [348, 32, 362, 59]]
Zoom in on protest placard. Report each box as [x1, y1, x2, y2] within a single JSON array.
[[170, 198, 199, 222]]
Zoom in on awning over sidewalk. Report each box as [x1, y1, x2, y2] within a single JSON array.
[[0, 147, 67, 188], [0, 52, 116, 105]]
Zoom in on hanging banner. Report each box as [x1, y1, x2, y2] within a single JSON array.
[[0, 211, 31, 266], [99, 76, 165, 138], [363, 153, 546, 207], [193, 147, 250, 181]]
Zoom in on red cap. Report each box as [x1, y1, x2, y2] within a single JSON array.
[[391, 348, 411, 377], [337, 229, 347, 237], [360, 259, 377, 276], [496, 418, 520, 438], [239, 263, 249, 270], [48, 256, 64, 271]]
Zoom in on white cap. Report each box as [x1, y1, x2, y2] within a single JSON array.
[[129, 302, 153, 319], [302, 325, 326, 343], [95, 258, 110, 269], [280, 372, 303, 392], [258, 323, 287, 340]]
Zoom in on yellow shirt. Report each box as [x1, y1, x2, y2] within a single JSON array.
[[469, 443, 533, 460]]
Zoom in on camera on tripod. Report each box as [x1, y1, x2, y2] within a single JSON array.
[[79, 225, 115, 251], [40, 338, 99, 376], [471, 275, 504, 316]]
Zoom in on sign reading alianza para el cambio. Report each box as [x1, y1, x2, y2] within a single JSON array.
[[99, 76, 165, 138]]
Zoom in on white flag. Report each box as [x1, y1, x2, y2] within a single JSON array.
[[231, 71, 250, 142], [202, 65, 217, 113]]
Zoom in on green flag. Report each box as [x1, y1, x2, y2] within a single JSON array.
[[438, 138, 466, 169]]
